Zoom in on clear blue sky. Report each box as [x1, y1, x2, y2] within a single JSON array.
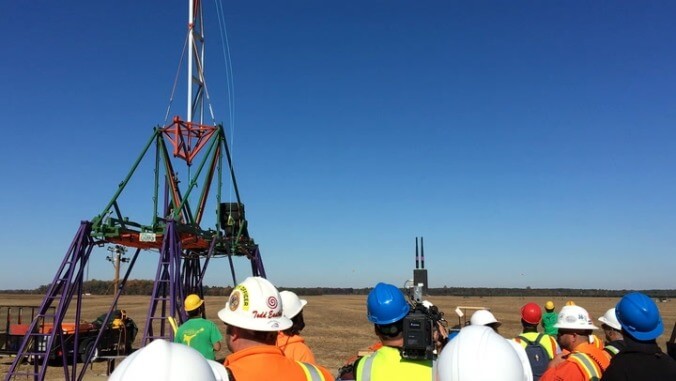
[[1, 1, 675, 291]]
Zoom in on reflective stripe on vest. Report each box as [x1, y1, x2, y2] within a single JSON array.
[[358, 354, 377, 381], [604, 344, 620, 356], [568, 353, 602, 381], [297, 361, 326, 381]]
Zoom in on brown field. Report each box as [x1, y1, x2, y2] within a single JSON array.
[[1, 293, 674, 380]]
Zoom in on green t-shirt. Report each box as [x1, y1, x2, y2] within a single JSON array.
[[174, 317, 223, 360], [542, 311, 558, 336]]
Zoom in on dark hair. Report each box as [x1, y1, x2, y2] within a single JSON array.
[[376, 321, 403, 338], [187, 307, 202, 318]]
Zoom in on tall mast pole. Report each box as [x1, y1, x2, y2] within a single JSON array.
[[187, 0, 206, 124]]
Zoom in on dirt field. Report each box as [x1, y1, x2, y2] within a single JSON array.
[[1, 293, 674, 380]]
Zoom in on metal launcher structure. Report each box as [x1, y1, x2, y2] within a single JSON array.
[[5, 1, 261, 380]]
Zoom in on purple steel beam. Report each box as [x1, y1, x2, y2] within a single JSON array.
[[142, 220, 184, 344], [4, 221, 95, 381]]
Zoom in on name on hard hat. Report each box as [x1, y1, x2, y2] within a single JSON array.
[[252, 310, 283, 318]]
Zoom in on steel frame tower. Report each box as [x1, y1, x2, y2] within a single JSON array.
[[4, 1, 263, 380]]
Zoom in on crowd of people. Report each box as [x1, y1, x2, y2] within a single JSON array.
[[108, 277, 676, 381]]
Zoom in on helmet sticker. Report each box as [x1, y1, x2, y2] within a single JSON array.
[[229, 291, 240, 311], [267, 296, 278, 309]]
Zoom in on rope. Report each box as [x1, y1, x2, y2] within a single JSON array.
[[164, 34, 190, 125], [213, 0, 237, 202]]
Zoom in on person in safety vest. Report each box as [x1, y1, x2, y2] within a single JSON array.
[[276, 290, 317, 363], [437, 325, 526, 381], [218, 276, 334, 381], [601, 292, 676, 381], [597, 308, 625, 358], [542, 301, 558, 336], [513, 302, 561, 381], [175, 294, 223, 360], [540, 305, 610, 381], [109, 339, 229, 381], [351, 282, 433, 381]]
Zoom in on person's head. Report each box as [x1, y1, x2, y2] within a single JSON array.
[[366, 283, 410, 345], [598, 308, 623, 342], [436, 325, 525, 381], [184, 293, 205, 318], [565, 300, 576, 306], [280, 290, 307, 335], [554, 305, 598, 351], [545, 300, 555, 312], [218, 276, 292, 353], [520, 302, 542, 331], [470, 309, 501, 333], [109, 339, 217, 381], [615, 292, 663, 342]]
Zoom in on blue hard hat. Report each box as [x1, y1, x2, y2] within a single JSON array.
[[366, 283, 410, 325], [615, 292, 664, 341]]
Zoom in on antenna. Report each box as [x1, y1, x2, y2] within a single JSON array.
[[413, 236, 429, 294], [415, 237, 419, 269]]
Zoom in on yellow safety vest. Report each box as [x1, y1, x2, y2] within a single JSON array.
[[355, 346, 432, 381]]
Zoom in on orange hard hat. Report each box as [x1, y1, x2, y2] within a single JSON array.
[[521, 302, 542, 325]]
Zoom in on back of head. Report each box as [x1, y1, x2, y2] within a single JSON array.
[[280, 290, 307, 319], [521, 302, 542, 325], [217, 276, 292, 332], [470, 310, 500, 327], [437, 325, 525, 381], [615, 292, 663, 341], [545, 301, 555, 311], [598, 308, 622, 331], [366, 282, 409, 325], [554, 305, 598, 330], [109, 340, 216, 381]]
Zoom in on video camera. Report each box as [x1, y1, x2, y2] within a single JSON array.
[[400, 283, 447, 361]]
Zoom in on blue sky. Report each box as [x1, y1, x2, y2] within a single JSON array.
[[1, 1, 675, 291]]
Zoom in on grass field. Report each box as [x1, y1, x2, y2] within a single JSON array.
[[1, 293, 674, 380]]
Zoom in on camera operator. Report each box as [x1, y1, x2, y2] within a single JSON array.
[[339, 282, 434, 381]]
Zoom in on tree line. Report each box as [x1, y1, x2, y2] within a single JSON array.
[[1, 280, 673, 299]]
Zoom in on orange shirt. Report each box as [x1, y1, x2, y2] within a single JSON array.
[[224, 344, 334, 381], [540, 342, 610, 381], [277, 331, 317, 364]]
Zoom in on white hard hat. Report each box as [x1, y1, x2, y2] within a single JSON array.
[[207, 360, 231, 381], [218, 276, 292, 332], [554, 305, 598, 330], [437, 325, 526, 381], [421, 300, 434, 309], [598, 308, 621, 331], [109, 340, 216, 381], [280, 290, 307, 319], [470, 309, 501, 327]]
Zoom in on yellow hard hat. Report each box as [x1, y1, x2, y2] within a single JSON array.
[[545, 301, 555, 310], [184, 294, 204, 312], [565, 300, 576, 306]]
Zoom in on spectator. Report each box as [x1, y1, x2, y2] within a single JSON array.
[[175, 294, 222, 360], [437, 325, 526, 381], [351, 282, 433, 380], [540, 305, 610, 381], [218, 276, 334, 381], [541, 301, 558, 336], [470, 309, 501, 333], [109, 339, 224, 381], [597, 308, 625, 358], [277, 290, 317, 363], [514, 302, 561, 381], [601, 292, 676, 380]]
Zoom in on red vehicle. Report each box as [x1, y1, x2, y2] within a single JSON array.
[[1, 306, 137, 364]]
